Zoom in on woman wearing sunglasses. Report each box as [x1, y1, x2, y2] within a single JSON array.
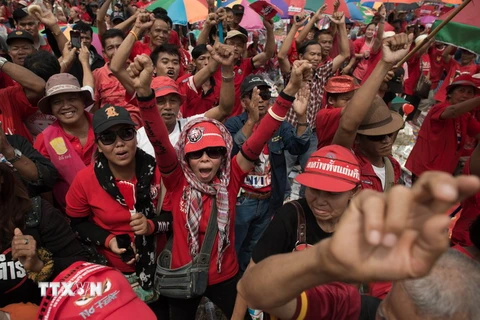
[[129, 53, 312, 319], [65, 105, 171, 305]]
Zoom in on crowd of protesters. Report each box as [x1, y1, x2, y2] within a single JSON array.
[[0, 0, 479, 319]]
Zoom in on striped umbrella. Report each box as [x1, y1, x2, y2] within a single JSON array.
[[221, 0, 287, 30], [147, 0, 209, 25]]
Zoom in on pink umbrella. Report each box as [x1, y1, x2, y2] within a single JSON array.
[[226, 0, 265, 30]]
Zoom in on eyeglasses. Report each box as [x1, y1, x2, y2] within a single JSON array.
[[97, 127, 136, 145], [187, 147, 226, 160], [360, 132, 395, 142]]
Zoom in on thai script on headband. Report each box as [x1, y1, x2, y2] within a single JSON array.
[[307, 160, 360, 180]]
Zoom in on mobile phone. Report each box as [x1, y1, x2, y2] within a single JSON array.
[[70, 30, 81, 49], [116, 234, 136, 262]]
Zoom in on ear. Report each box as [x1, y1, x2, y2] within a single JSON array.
[[299, 53, 304, 60], [327, 96, 335, 106]]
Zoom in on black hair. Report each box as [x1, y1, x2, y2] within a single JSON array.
[[366, 22, 377, 30], [150, 44, 180, 65], [192, 44, 208, 60], [101, 28, 125, 48], [314, 29, 332, 41], [13, 8, 28, 23], [152, 7, 168, 15], [392, 19, 402, 25], [24, 51, 61, 82], [225, 7, 233, 13], [153, 13, 172, 28], [73, 21, 93, 35], [208, 25, 227, 46], [298, 40, 321, 56], [469, 216, 480, 250]]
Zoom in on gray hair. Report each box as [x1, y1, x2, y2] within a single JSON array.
[[403, 249, 480, 320]]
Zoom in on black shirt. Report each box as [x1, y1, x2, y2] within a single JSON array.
[[252, 198, 333, 263]]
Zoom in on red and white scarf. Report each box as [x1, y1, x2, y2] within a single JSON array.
[[176, 117, 233, 272]]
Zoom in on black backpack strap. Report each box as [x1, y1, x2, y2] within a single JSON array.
[[290, 201, 306, 245]]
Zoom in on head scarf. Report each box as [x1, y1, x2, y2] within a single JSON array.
[[176, 117, 233, 272]]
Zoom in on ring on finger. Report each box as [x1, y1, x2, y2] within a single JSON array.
[[24, 238, 29, 245]]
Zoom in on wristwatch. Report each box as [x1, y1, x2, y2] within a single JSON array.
[[0, 57, 7, 70], [6, 148, 22, 164]]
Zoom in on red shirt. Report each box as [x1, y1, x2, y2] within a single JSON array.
[[292, 283, 361, 320], [135, 0, 151, 8], [65, 164, 162, 272], [315, 106, 342, 149], [405, 102, 480, 176], [451, 158, 480, 247], [0, 85, 37, 142], [404, 53, 430, 96], [360, 48, 382, 85], [0, 71, 15, 89], [355, 150, 401, 192], [287, 41, 298, 65], [434, 59, 480, 102], [213, 58, 255, 117], [93, 64, 144, 127], [163, 158, 248, 285], [34, 114, 96, 166], [428, 46, 446, 90], [177, 74, 220, 118]]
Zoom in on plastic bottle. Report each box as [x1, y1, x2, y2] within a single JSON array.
[[248, 308, 264, 320]]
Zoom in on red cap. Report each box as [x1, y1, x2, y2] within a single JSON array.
[[296, 145, 360, 192], [446, 74, 480, 95], [324, 76, 359, 94], [151, 76, 186, 100], [184, 121, 226, 154], [37, 262, 156, 320]]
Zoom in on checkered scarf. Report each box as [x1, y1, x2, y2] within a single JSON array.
[[176, 117, 233, 272]]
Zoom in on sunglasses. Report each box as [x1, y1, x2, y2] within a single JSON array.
[[360, 132, 395, 142], [97, 127, 136, 145], [187, 147, 226, 160]]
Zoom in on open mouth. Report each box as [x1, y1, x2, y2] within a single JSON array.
[[116, 151, 128, 159], [161, 112, 175, 119], [199, 168, 212, 179], [166, 70, 175, 78], [61, 110, 76, 119]]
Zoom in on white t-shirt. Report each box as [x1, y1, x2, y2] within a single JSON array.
[[371, 164, 386, 190], [136, 113, 205, 157]]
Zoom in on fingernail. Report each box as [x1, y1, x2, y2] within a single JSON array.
[[369, 230, 381, 245], [439, 184, 456, 199], [382, 233, 397, 247]]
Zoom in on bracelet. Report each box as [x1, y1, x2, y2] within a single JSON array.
[[268, 107, 286, 122], [26, 248, 54, 283], [129, 30, 139, 42], [222, 73, 234, 82], [297, 122, 308, 127]]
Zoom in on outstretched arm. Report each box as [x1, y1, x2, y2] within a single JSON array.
[[330, 12, 350, 72], [332, 33, 412, 148], [235, 60, 313, 172], [278, 13, 309, 74], [110, 11, 154, 97], [295, 4, 327, 46], [128, 55, 178, 175], [238, 172, 480, 316], [252, 19, 275, 69]]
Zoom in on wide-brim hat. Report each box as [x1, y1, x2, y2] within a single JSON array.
[[225, 30, 248, 43], [37, 73, 94, 115], [446, 74, 480, 96], [356, 96, 404, 136], [184, 121, 226, 154], [296, 145, 360, 192]]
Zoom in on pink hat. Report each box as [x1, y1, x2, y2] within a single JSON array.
[[151, 76, 186, 100], [184, 122, 226, 154], [296, 145, 360, 192], [37, 262, 156, 320]]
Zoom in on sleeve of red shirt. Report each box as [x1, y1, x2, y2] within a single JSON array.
[[467, 115, 480, 138], [33, 132, 50, 159], [429, 102, 449, 122], [292, 283, 362, 320], [4, 86, 38, 120], [354, 38, 364, 54], [65, 172, 92, 219]]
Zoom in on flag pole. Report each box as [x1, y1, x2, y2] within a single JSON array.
[[217, 0, 224, 43], [394, 0, 472, 68]]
